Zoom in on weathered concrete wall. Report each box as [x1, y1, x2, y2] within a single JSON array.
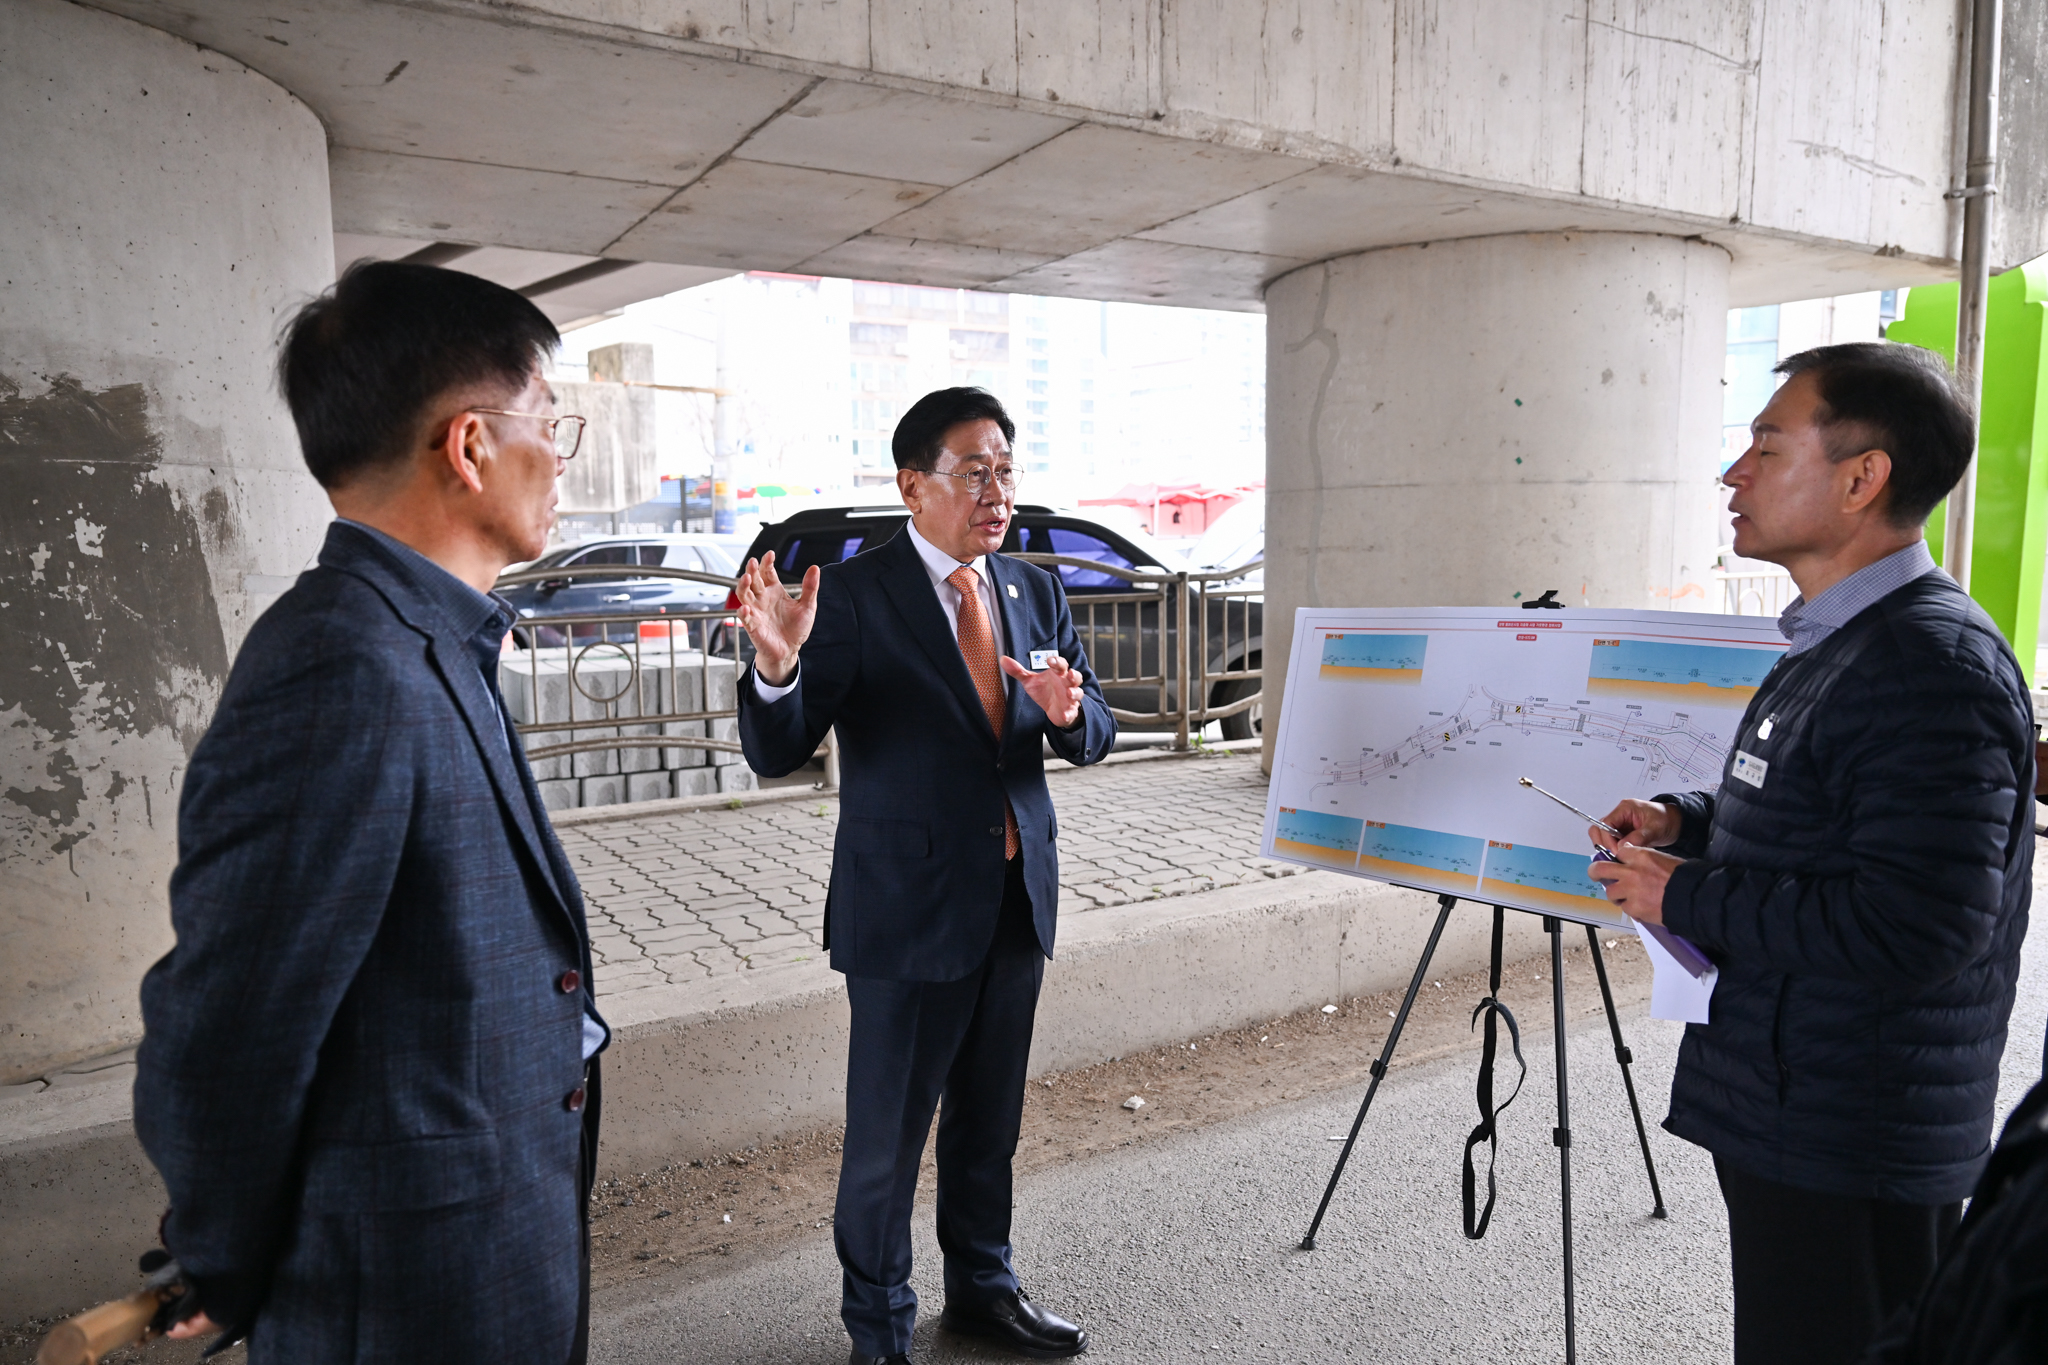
[[0, 0, 335, 1081], [1259, 232, 1729, 771]]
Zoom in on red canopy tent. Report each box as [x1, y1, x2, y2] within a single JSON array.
[[1078, 481, 1261, 537]]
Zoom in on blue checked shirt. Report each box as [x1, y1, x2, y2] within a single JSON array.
[[1776, 540, 1941, 656]]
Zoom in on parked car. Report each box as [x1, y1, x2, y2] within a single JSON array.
[[499, 533, 743, 647], [720, 504, 1264, 738], [1182, 492, 1264, 584]]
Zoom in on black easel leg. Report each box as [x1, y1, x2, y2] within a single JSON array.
[[1299, 894, 1458, 1251], [1585, 926, 1668, 1219], [1546, 917, 1577, 1365]]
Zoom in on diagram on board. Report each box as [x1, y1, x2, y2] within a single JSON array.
[[1307, 684, 1729, 797], [1263, 608, 1787, 928]]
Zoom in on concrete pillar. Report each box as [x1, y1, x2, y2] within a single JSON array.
[[1261, 232, 1729, 772], [0, 0, 334, 1080]]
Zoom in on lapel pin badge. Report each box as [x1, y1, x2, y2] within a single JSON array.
[[1006, 583, 1018, 598]]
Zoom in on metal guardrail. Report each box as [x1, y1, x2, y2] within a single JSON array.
[[493, 564, 834, 809], [1008, 554, 1263, 750], [492, 554, 1262, 807]]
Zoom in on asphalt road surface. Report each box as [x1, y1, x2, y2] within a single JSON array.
[[594, 927, 2048, 1365]]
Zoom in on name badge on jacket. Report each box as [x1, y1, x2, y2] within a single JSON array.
[[1730, 750, 1769, 788]]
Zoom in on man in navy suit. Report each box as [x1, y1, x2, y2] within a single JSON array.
[[134, 262, 607, 1362], [737, 387, 1115, 1364]]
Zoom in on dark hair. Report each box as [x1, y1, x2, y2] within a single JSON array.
[[277, 260, 560, 488], [1773, 342, 1974, 528], [890, 387, 1015, 471]]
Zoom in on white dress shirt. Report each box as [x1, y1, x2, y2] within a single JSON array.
[[753, 520, 1005, 702]]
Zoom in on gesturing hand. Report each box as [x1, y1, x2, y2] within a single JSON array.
[[1000, 654, 1085, 730], [735, 554, 820, 686]]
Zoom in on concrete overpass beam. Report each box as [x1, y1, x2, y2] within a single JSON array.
[[0, 0, 335, 1081], [1261, 231, 1731, 763]]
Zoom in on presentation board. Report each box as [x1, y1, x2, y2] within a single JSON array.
[[1262, 607, 1789, 928]]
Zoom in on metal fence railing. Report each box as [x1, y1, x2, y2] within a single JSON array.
[[492, 563, 825, 812], [493, 555, 1262, 810], [1009, 554, 1264, 750], [1711, 549, 1796, 618]]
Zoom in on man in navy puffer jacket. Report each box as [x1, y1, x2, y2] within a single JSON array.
[[1590, 342, 2034, 1365]]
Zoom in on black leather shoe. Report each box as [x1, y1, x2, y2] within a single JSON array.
[[848, 1353, 910, 1365], [939, 1291, 1088, 1358]]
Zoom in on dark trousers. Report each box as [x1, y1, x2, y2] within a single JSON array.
[[835, 858, 1045, 1357], [1716, 1156, 1961, 1365]]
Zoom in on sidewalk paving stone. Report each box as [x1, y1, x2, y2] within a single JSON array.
[[556, 752, 1299, 999]]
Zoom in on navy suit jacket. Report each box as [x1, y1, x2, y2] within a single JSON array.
[[738, 525, 1115, 981], [134, 523, 602, 1362]]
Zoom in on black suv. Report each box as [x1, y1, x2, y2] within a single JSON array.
[[728, 504, 1263, 737]]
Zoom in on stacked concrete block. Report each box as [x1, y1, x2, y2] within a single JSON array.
[[659, 658, 707, 769], [580, 772, 626, 808], [498, 652, 573, 781], [627, 771, 672, 802], [703, 655, 742, 767], [673, 767, 719, 798], [500, 646, 757, 808]]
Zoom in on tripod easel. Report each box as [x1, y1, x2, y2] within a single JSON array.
[[1297, 893, 1669, 1364]]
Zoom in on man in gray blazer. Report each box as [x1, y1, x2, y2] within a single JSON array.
[[134, 262, 607, 1362]]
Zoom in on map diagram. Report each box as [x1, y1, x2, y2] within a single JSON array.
[[1307, 684, 1729, 796], [1263, 609, 1787, 928]]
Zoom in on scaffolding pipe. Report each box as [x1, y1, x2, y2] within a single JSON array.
[[1944, 0, 2002, 591]]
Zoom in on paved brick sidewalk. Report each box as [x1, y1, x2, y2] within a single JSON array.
[[557, 750, 1308, 997]]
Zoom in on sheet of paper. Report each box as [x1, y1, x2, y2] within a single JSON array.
[[1635, 919, 1718, 1024]]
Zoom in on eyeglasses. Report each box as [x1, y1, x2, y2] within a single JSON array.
[[925, 465, 1019, 497], [472, 408, 586, 461]]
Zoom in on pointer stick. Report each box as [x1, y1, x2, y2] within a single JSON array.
[[1518, 777, 1620, 837]]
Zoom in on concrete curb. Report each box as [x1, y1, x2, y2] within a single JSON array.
[[0, 871, 1549, 1322], [595, 872, 1548, 1176]]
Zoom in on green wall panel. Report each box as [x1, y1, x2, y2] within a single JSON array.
[[1886, 260, 2048, 682]]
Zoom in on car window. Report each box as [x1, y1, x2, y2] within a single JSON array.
[[564, 545, 636, 567], [778, 535, 867, 575], [639, 543, 703, 571], [695, 543, 741, 577], [555, 544, 639, 582], [1020, 526, 1138, 589]]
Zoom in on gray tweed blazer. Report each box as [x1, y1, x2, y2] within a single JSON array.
[[135, 521, 603, 1363]]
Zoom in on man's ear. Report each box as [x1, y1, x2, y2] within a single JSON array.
[[434, 410, 489, 495], [1841, 448, 1893, 517], [896, 466, 922, 515]]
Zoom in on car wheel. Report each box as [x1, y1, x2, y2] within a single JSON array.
[[1212, 653, 1262, 741]]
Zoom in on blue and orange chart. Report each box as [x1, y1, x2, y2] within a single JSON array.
[[1264, 607, 1787, 927], [1586, 638, 1779, 702], [1319, 632, 1429, 684]]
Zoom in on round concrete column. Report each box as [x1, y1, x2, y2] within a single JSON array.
[[1, 1, 334, 1080], [1260, 231, 1729, 770]]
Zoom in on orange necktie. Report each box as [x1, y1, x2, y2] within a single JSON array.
[[947, 565, 1019, 859]]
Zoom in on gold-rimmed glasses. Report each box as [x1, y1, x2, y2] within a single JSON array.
[[925, 465, 1019, 497], [472, 408, 586, 460]]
